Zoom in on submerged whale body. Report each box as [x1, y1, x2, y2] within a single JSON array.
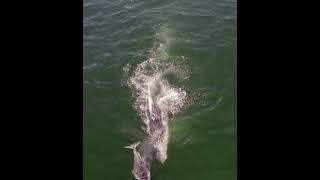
[[146, 83, 169, 163]]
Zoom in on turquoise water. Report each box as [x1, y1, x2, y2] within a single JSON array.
[[83, 0, 236, 179]]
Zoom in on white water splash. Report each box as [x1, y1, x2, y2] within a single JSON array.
[[124, 28, 191, 180]]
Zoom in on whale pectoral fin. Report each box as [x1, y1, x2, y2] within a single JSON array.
[[124, 141, 141, 150]]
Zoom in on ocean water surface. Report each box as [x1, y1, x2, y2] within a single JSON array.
[[83, 0, 237, 179]]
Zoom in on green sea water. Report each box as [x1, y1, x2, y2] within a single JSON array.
[[83, 0, 237, 179]]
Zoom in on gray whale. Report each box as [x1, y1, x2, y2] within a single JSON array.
[[125, 142, 151, 180], [146, 83, 169, 163]]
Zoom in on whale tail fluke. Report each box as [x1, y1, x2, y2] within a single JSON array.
[[124, 141, 141, 150]]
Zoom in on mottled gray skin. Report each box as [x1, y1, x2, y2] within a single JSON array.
[[125, 142, 151, 180], [146, 103, 168, 163], [147, 104, 162, 135]]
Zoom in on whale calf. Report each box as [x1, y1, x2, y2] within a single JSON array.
[[125, 142, 151, 180]]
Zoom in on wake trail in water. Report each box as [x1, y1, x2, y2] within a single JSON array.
[[123, 27, 192, 180]]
